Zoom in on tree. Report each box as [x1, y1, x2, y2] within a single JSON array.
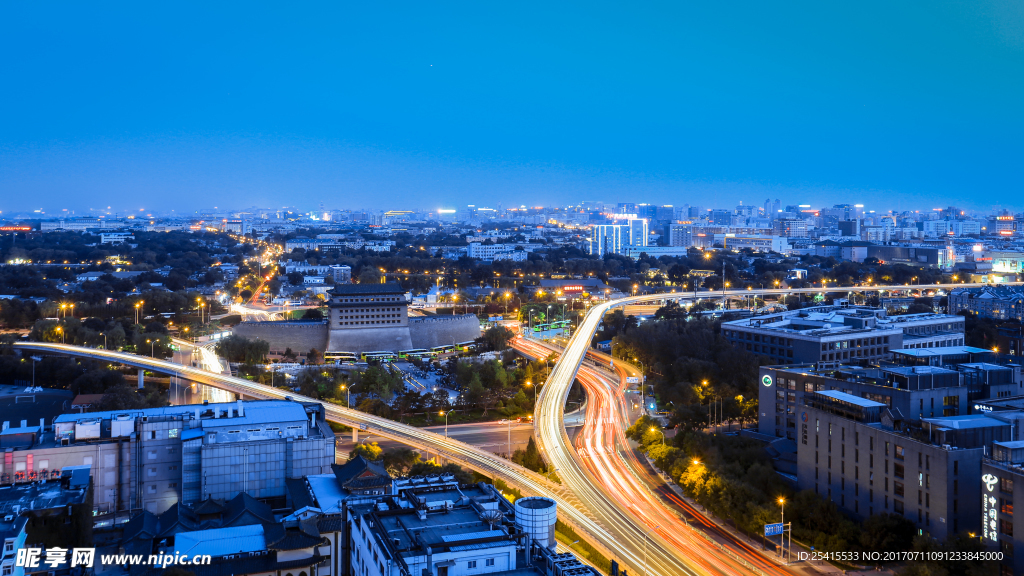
[[215, 335, 269, 364], [94, 386, 155, 411], [69, 369, 126, 395], [860, 513, 916, 553], [350, 441, 383, 461], [302, 308, 324, 320], [357, 268, 383, 284], [381, 447, 422, 477], [511, 436, 547, 472], [307, 348, 324, 365], [479, 325, 514, 352]]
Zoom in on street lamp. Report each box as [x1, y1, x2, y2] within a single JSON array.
[[440, 410, 459, 437], [341, 384, 351, 407], [649, 426, 665, 444], [777, 496, 788, 562], [525, 381, 536, 406], [147, 339, 155, 357], [55, 326, 64, 344]]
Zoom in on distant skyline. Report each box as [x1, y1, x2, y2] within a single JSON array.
[[2, 2, 1023, 213]]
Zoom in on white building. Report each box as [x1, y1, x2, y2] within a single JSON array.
[[588, 219, 647, 256], [467, 243, 528, 262], [716, 234, 791, 254]]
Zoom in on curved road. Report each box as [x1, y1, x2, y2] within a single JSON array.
[[13, 282, 1015, 576], [11, 342, 647, 574], [527, 282, 1018, 576]]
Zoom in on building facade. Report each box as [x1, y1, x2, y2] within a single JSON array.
[[981, 446, 1024, 575], [6, 400, 336, 516], [795, 390, 985, 540], [588, 219, 647, 256], [948, 286, 1024, 321], [723, 306, 965, 366]]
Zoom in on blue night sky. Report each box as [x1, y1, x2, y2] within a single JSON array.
[[1, 2, 1022, 214]]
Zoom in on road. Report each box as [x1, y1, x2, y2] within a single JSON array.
[[11, 341, 651, 574], [338, 421, 536, 462], [520, 337, 770, 576], [230, 302, 316, 321], [519, 337, 800, 576], [15, 281, 1016, 575]]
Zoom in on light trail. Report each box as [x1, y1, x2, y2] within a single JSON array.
[[520, 338, 791, 575], [519, 337, 761, 576], [19, 282, 1017, 575], [11, 342, 652, 574]]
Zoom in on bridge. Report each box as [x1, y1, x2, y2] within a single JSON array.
[[13, 281, 1018, 575]]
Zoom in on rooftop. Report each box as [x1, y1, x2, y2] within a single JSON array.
[[54, 400, 308, 428], [329, 282, 407, 296], [892, 346, 991, 357], [0, 477, 90, 516], [922, 414, 1010, 430], [174, 524, 266, 557], [817, 390, 886, 408]]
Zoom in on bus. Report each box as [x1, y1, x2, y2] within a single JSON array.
[[455, 340, 478, 353], [361, 351, 397, 362], [398, 348, 429, 360], [430, 344, 455, 356], [325, 351, 358, 364]]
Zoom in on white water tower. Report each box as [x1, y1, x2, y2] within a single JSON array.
[[514, 497, 557, 550]]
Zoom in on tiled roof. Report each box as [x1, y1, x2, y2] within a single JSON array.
[[329, 282, 406, 295], [263, 520, 327, 551]]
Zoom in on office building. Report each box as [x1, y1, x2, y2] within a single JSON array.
[[467, 243, 528, 262], [1, 400, 336, 516], [759, 363, 976, 441], [773, 218, 808, 238], [588, 219, 647, 256], [722, 305, 965, 366], [795, 389, 998, 540], [717, 234, 791, 254], [982, 443, 1024, 574]]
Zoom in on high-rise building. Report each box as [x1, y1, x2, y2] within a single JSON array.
[[588, 219, 648, 256]]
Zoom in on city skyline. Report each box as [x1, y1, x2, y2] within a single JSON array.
[[2, 2, 1023, 213]]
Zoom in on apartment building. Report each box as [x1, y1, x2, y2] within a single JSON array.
[[948, 286, 1024, 321]]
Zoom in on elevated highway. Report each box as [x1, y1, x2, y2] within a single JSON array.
[[11, 342, 647, 574], [13, 281, 1016, 575], [530, 281, 1019, 575]]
